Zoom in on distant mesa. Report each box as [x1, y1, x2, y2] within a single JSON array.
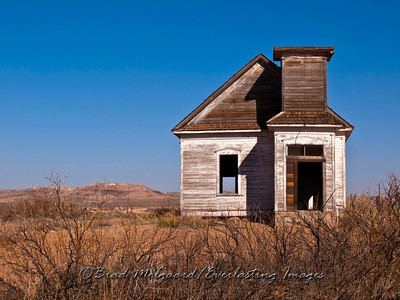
[[0, 183, 179, 209]]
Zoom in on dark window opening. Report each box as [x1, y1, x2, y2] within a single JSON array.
[[305, 145, 323, 156], [288, 145, 323, 157], [288, 145, 304, 156], [297, 162, 323, 210], [219, 155, 238, 194]]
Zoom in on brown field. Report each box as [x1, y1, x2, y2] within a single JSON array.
[[0, 175, 399, 299]]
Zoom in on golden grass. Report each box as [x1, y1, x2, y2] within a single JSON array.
[[0, 174, 399, 299]]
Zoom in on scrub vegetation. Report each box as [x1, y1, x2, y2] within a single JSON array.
[[0, 175, 399, 299]]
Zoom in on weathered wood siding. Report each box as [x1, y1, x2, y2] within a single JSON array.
[[334, 135, 346, 209], [180, 133, 275, 216], [282, 57, 327, 112], [186, 61, 281, 130], [274, 130, 345, 212]]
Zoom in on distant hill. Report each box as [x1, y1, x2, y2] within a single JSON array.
[[0, 183, 179, 209]]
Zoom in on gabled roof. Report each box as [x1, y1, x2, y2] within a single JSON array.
[[172, 52, 353, 138], [266, 108, 353, 139], [172, 53, 281, 133], [267, 108, 353, 128]]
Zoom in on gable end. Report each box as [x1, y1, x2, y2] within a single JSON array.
[[172, 54, 281, 134]]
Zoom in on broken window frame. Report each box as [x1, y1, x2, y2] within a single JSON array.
[[216, 150, 240, 196], [287, 144, 324, 157]]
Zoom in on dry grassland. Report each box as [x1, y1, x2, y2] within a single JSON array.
[[0, 175, 399, 299]]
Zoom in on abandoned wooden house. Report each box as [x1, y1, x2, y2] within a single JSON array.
[[172, 47, 353, 216]]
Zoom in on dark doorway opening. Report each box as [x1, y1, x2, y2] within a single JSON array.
[[297, 162, 323, 210]]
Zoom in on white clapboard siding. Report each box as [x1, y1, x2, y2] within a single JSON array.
[[273, 130, 344, 212], [180, 133, 275, 216]]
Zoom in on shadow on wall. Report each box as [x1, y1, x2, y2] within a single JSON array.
[[240, 59, 282, 211], [239, 134, 275, 211], [244, 59, 281, 128]]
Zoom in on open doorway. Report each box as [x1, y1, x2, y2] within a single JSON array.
[[297, 162, 323, 210]]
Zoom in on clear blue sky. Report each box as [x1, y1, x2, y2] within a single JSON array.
[[0, 0, 399, 193]]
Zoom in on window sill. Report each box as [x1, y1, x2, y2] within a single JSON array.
[[287, 155, 325, 161], [217, 193, 243, 197]]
